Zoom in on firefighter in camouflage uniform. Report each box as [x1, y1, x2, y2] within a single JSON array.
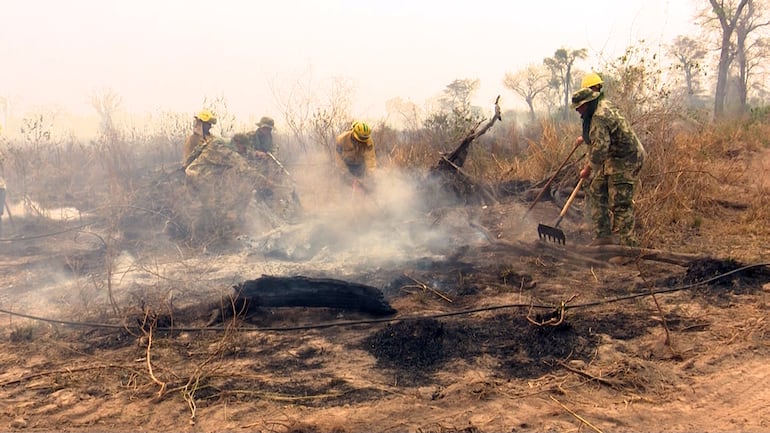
[[571, 76, 646, 247], [232, 116, 276, 162], [182, 110, 263, 241]]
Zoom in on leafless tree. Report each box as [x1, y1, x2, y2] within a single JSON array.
[[90, 88, 122, 139], [735, 0, 770, 111], [384, 96, 422, 131], [202, 95, 237, 137], [703, 0, 751, 117], [668, 35, 708, 104], [503, 64, 551, 123], [270, 69, 354, 159]]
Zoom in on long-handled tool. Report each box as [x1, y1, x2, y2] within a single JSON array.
[[537, 177, 585, 245], [265, 152, 302, 209], [522, 138, 583, 221]]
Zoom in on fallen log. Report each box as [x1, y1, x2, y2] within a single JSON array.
[[208, 275, 397, 325], [573, 244, 708, 267], [481, 239, 707, 267]]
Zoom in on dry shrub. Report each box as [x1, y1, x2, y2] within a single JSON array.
[[636, 118, 770, 251], [515, 120, 581, 181]]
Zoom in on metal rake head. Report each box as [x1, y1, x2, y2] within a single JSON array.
[[537, 223, 566, 245]]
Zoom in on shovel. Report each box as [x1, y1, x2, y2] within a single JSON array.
[[537, 177, 585, 245]]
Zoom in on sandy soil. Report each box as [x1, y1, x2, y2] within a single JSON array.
[[1, 161, 769, 433]]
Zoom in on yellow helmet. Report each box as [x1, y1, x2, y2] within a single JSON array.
[[195, 109, 217, 124], [581, 72, 604, 89], [351, 121, 372, 143]]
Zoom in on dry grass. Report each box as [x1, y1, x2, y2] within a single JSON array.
[[4, 107, 769, 258]]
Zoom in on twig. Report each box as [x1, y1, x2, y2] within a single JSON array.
[[142, 313, 167, 399], [555, 360, 621, 388], [0, 364, 135, 387], [648, 287, 674, 349], [549, 395, 604, 433], [526, 295, 577, 327], [403, 274, 453, 303]]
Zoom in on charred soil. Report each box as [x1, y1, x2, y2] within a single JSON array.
[[1, 170, 770, 433]]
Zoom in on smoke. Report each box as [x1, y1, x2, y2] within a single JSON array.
[[239, 151, 488, 268]]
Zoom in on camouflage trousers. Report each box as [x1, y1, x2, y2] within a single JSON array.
[[587, 171, 638, 246]]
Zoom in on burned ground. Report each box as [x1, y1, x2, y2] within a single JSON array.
[[1, 157, 770, 432]]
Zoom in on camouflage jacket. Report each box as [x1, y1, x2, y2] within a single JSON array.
[[587, 98, 646, 176], [184, 136, 256, 181], [334, 131, 376, 179], [232, 130, 275, 157]]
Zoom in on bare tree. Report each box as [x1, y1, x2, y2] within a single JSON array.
[[90, 88, 122, 139], [202, 95, 237, 137], [735, 0, 770, 112], [440, 79, 480, 116], [745, 36, 770, 102], [543, 47, 587, 119], [270, 69, 354, 159], [703, 0, 750, 117], [668, 35, 708, 104], [310, 76, 354, 160], [503, 64, 551, 123], [384, 96, 422, 131]]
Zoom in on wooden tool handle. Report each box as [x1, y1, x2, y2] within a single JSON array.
[[560, 177, 584, 218], [553, 177, 584, 228]]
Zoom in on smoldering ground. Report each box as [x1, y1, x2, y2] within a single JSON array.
[[0, 144, 502, 328], [237, 152, 492, 270]]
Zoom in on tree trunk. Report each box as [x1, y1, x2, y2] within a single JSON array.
[[714, 33, 732, 117]]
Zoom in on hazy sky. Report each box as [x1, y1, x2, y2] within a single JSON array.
[[1, 0, 699, 123]]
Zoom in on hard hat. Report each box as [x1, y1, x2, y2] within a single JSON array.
[[351, 121, 372, 143], [570, 88, 601, 109], [581, 72, 604, 89], [195, 109, 217, 124], [257, 116, 275, 129]]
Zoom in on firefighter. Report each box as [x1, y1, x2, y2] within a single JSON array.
[[571, 87, 646, 246], [182, 110, 217, 168], [232, 116, 275, 162], [334, 121, 376, 194], [181, 110, 261, 241]]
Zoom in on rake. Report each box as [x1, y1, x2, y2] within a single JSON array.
[[537, 177, 584, 245]]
